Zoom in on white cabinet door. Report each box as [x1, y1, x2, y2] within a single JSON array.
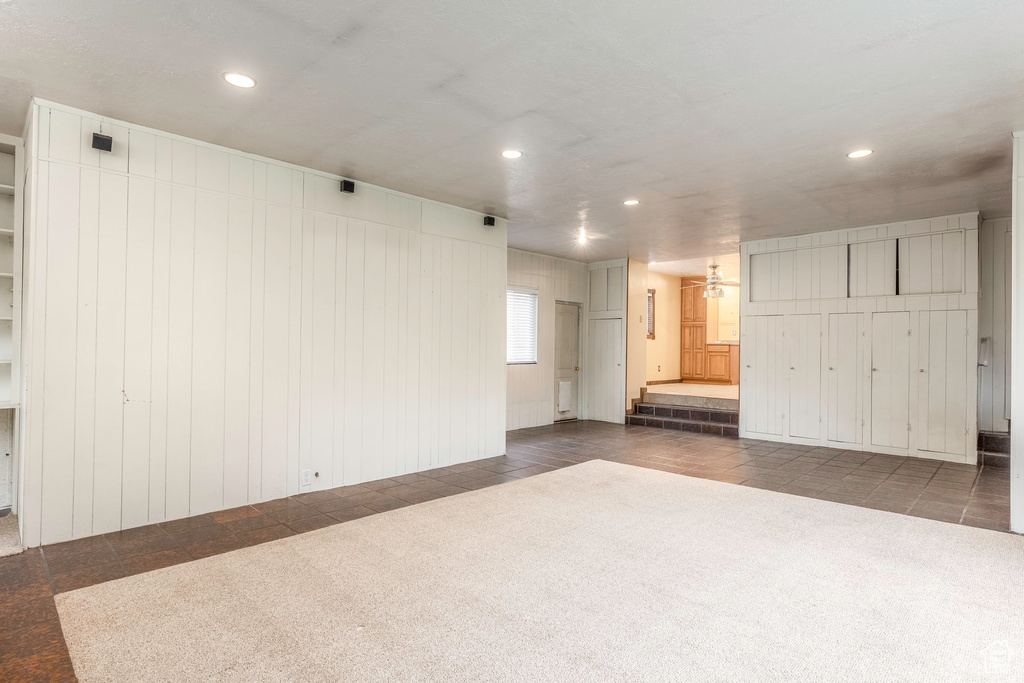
[[916, 310, 968, 457], [787, 314, 821, 440], [871, 312, 911, 449], [827, 313, 863, 444], [587, 318, 622, 423], [741, 315, 785, 436]]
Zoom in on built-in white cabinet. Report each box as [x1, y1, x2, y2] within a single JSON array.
[[740, 213, 978, 463]]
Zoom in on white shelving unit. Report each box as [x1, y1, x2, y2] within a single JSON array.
[[0, 134, 23, 512]]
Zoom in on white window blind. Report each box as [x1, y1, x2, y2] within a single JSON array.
[[507, 287, 538, 364]]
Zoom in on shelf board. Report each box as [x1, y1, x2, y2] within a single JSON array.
[[0, 273, 13, 278], [0, 229, 12, 236], [0, 184, 14, 196], [0, 317, 12, 321], [0, 360, 12, 364], [0, 403, 20, 410]]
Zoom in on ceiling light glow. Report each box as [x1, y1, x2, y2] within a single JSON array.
[[501, 150, 523, 159], [223, 72, 257, 88], [577, 232, 588, 245], [847, 149, 873, 159], [623, 199, 640, 206]]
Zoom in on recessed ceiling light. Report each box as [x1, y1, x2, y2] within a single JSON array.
[[623, 199, 640, 206], [847, 149, 873, 159], [501, 150, 523, 159], [649, 261, 656, 266], [577, 232, 588, 245], [223, 72, 256, 88]]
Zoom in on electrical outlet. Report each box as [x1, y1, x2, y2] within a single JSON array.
[[301, 470, 312, 486]]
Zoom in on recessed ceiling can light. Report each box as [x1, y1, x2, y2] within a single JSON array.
[[223, 72, 257, 88], [577, 232, 588, 245], [623, 199, 640, 206], [847, 149, 873, 158], [501, 150, 523, 159]]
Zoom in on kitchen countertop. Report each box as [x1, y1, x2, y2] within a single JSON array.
[[707, 340, 739, 345]]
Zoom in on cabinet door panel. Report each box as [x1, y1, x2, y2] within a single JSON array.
[[871, 312, 910, 449], [740, 316, 785, 436], [917, 310, 967, 456], [788, 314, 821, 440], [827, 313, 863, 444]]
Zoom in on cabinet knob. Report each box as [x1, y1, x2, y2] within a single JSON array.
[[871, 368, 878, 372], [829, 367, 834, 370]]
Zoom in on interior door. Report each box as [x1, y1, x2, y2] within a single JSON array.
[[871, 311, 910, 449], [587, 318, 623, 423], [827, 313, 863, 444], [554, 302, 580, 421], [917, 310, 967, 456], [787, 314, 821, 440]]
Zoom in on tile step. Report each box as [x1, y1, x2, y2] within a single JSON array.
[[629, 404, 739, 437]]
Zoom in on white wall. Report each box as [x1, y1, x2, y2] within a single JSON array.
[[20, 100, 508, 547], [978, 217, 1011, 433], [740, 212, 979, 464], [505, 249, 588, 430], [646, 270, 681, 382]]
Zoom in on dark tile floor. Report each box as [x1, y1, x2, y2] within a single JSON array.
[[0, 420, 1012, 681]]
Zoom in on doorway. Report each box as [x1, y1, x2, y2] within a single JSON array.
[[554, 302, 581, 421]]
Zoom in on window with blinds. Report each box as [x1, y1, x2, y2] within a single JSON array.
[[507, 287, 539, 364]]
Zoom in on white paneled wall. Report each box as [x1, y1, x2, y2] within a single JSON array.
[[506, 249, 588, 430], [740, 213, 979, 463], [978, 217, 1011, 433], [21, 100, 507, 546]]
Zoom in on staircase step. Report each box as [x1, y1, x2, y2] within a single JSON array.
[[629, 403, 739, 438]]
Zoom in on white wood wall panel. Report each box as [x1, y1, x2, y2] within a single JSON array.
[[21, 101, 507, 546], [505, 249, 588, 431], [740, 213, 979, 463]]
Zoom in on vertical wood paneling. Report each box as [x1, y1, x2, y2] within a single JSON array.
[[148, 184, 171, 522], [331, 219, 348, 484], [362, 225, 386, 481], [165, 187, 195, 520], [93, 172, 129, 534], [344, 222, 365, 483], [40, 163, 79, 542], [310, 214, 336, 488], [25, 104, 509, 543], [72, 168, 99, 538], [223, 198, 253, 507], [261, 205, 290, 501], [189, 192, 228, 515], [121, 177, 155, 529]]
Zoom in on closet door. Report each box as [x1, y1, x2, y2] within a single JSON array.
[[916, 310, 968, 457], [787, 314, 821, 440], [870, 312, 910, 449], [741, 315, 785, 436], [827, 313, 863, 444]]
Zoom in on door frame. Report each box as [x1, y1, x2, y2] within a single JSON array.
[[554, 300, 582, 422]]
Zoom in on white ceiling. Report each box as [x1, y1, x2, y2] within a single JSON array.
[[650, 253, 742, 281], [1, 0, 1022, 262]]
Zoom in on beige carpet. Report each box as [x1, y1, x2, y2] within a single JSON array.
[[0, 513, 23, 558], [57, 460, 1024, 682]]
